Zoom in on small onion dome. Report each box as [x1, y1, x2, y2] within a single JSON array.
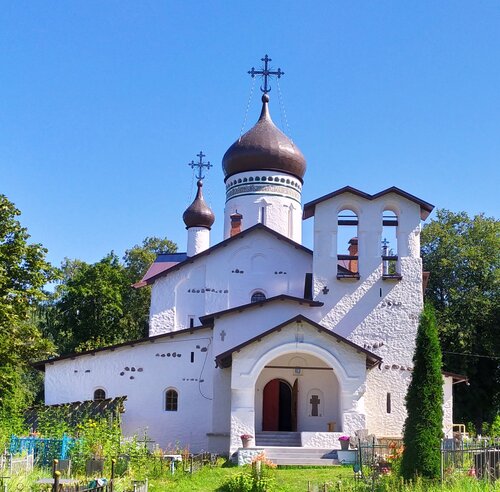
[[183, 180, 215, 229], [222, 94, 306, 182]]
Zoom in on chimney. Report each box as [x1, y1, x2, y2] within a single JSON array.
[[230, 212, 242, 237], [348, 237, 358, 273]]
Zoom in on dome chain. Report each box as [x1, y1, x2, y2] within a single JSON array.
[[188, 166, 195, 205], [239, 77, 256, 140], [277, 78, 293, 144]]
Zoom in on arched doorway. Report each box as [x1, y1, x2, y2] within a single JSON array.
[[262, 379, 297, 431]]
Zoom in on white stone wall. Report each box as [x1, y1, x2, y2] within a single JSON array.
[[310, 191, 425, 437], [187, 227, 210, 257], [443, 376, 454, 437], [44, 329, 215, 452], [224, 170, 303, 243], [149, 228, 312, 336]]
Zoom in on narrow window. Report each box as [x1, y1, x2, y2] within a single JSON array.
[[386, 393, 391, 414], [165, 389, 178, 411], [337, 209, 359, 278], [288, 205, 294, 238], [260, 206, 266, 225], [188, 315, 195, 328], [190, 352, 195, 363], [382, 210, 399, 277], [94, 389, 106, 401], [251, 291, 266, 303]]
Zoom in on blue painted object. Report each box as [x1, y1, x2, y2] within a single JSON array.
[[9, 434, 79, 465]]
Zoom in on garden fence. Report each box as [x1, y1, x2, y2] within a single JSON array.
[[0, 452, 34, 474], [356, 437, 500, 484], [441, 437, 500, 481], [183, 452, 218, 474], [9, 434, 79, 466]]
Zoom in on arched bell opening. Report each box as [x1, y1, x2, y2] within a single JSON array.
[[255, 352, 341, 433]]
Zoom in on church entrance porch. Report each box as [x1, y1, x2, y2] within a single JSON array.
[[255, 353, 340, 436], [224, 316, 374, 455]]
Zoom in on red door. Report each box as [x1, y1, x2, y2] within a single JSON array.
[[262, 379, 280, 431]]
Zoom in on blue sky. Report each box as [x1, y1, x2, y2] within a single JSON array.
[[1, 1, 499, 266]]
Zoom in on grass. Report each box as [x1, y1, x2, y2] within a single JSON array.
[[4, 461, 500, 491], [129, 463, 500, 491], [144, 464, 354, 491]]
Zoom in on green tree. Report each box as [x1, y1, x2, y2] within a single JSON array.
[[401, 305, 443, 481], [50, 253, 127, 353], [44, 236, 177, 354], [121, 236, 177, 338], [0, 195, 56, 419], [421, 210, 500, 431]]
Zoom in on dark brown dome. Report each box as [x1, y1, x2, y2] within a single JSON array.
[[222, 94, 306, 182], [183, 180, 215, 229]]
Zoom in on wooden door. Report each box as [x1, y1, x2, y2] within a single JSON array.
[[262, 379, 280, 431], [291, 378, 298, 432]]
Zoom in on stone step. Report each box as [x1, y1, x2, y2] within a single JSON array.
[[255, 432, 301, 447], [262, 447, 339, 466], [271, 457, 340, 466]]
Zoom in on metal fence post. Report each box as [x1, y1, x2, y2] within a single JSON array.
[[53, 470, 60, 492], [110, 458, 116, 492]]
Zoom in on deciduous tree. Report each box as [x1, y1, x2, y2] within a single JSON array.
[[0, 195, 56, 416], [421, 210, 500, 430]]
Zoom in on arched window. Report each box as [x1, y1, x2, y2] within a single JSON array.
[[337, 209, 359, 278], [382, 210, 400, 278], [251, 291, 266, 303], [94, 389, 106, 401], [165, 389, 178, 411]]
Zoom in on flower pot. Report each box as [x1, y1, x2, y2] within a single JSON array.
[[340, 440, 350, 451], [241, 438, 252, 448]]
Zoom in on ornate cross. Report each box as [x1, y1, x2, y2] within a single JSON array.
[[310, 395, 320, 417], [188, 151, 212, 180], [248, 54, 284, 94], [220, 330, 226, 342], [381, 238, 390, 255]]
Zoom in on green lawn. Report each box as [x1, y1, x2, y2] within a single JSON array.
[[144, 464, 354, 491], [125, 463, 500, 491]]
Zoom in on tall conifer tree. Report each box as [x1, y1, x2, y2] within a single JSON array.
[[401, 304, 443, 480]]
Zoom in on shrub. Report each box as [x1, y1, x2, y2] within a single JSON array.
[[401, 305, 443, 480]]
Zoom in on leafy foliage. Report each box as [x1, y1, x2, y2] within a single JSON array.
[[421, 210, 500, 430], [0, 195, 57, 422], [401, 305, 443, 480], [42, 237, 177, 355]]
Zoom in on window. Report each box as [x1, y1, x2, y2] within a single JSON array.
[[165, 389, 178, 411], [337, 209, 359, 278], [94, 389, 106, 401], [251, 291, 266, 303], [386, 393, 392, 414], [188, 315, 195, 328], [382, 210, 400, 278]]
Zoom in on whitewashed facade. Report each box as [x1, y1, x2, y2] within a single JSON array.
[[40, 92, 459, 456]]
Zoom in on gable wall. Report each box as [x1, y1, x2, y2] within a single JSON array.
[[149, 229, 312, 336], [44, 329, 215, 451]]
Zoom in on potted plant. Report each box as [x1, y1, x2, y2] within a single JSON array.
[[338, 435, 350, 451], [240, 434, 253, 448]]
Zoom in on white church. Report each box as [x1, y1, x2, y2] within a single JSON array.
[[37, 58, 461, 459]]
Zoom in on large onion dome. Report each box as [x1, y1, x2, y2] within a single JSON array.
[[222, 94, 306, 182], [183, 180, 215, 229]]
